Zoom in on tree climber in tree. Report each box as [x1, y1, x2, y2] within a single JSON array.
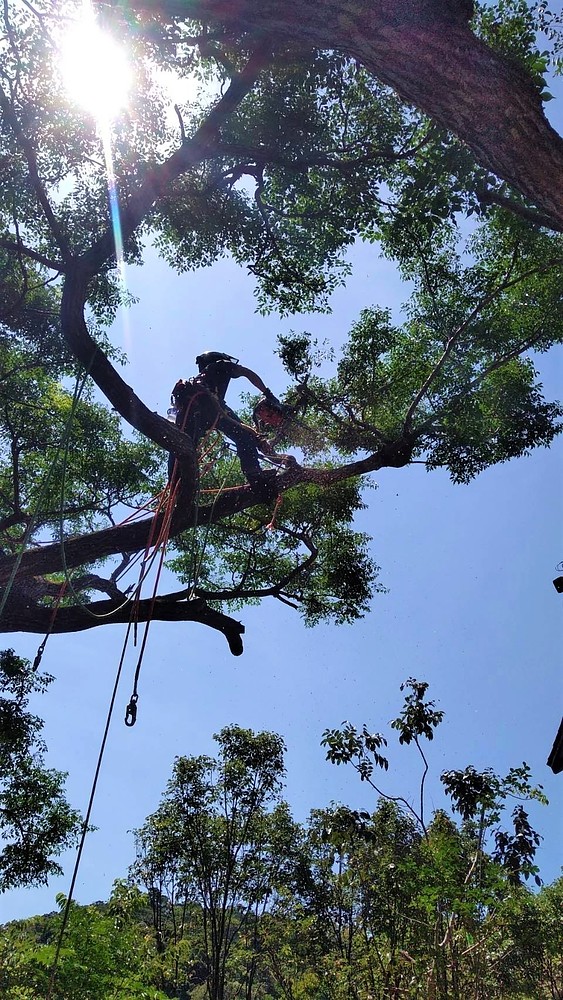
[[169, 351, 294, 493]]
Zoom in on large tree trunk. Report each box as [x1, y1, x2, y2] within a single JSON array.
[[121, 0, 563, 231]]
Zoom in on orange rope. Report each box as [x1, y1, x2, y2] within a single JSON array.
[[266, 493, 284, 531], [124, 476, 180, 725], [130, 480, 177, 632]]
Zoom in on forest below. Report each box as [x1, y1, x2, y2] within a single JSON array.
[[2, 677, 562, 1000]]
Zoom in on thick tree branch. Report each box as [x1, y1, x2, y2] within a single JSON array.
[[0, 236, 64, 272], [60, 263, 198, 473], [112, 0, 563, 231], [477, 188, 562, 233], [0, 511, 29, 532], [71, 572, 128, 601], [0, 593, 245, 653], [0, 437, 414, 588]]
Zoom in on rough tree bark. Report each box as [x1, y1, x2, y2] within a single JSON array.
[[114, 0, 563, 232]]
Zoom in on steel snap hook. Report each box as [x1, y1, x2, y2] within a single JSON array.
[[124, 694, 138, 727]]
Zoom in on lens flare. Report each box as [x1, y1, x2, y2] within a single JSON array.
[[59, 4, 132, 346], [59, 4, 131, 124]]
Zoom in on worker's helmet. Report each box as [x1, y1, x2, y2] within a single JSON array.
[[253, 396, 287, 430], [195, 351, 238, 372]]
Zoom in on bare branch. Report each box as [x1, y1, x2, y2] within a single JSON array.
[[193, 525, 319, 602], [296, 382, 389, 444], [214, 131, 434, 173], [174, 103, 187, 143]]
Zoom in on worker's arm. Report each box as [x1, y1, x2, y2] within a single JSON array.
[[230, 363, 275, 398]]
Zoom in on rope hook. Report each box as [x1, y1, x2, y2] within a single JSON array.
[[124, 694, 138, 727]]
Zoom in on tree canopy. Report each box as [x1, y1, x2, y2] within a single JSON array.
[[0, 0, 561, 649]]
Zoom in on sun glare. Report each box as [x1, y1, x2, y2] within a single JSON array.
[[59, 6, 131, 124]]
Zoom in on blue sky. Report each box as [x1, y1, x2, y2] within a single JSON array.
[[1, 74, 563, 924]]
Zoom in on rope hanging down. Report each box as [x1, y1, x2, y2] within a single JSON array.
[[46, 611, 136, 1000], [47, 383, 257, 994], [123, 406, 235, 726], [32, 580, 67, 671], [124, 476, 179, 726], [44, 373, 235, 987]]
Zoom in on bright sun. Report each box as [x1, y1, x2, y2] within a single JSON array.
[[59, 5, 131, 124]]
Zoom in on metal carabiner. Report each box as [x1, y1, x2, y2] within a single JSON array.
[[124, 695, 138, 727]]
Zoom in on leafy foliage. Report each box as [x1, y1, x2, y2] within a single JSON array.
[[391, 678, 445, 744], [168, 471, 382, 625], [130, 725, 300, 1000], [322, 677, 547, 883], [0, 649, 82, 892], [0, 883, 169, 999], [0, 684, 560, 999]]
